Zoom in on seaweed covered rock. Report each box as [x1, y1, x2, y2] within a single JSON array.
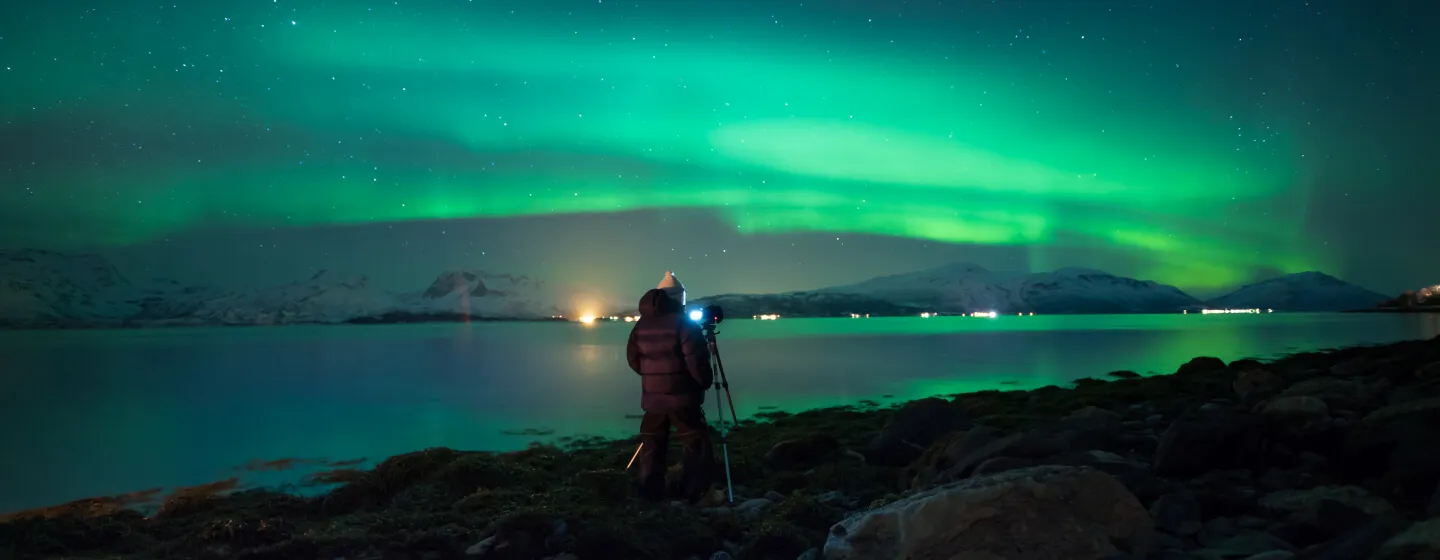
[[762, 434, 842, 472], [1177, 356, 1227, 376], [823, 466, 1155, 560], [862, 397, 971, 466]]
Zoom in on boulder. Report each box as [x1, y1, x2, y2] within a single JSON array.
[[1235, 369, 1288, 399], [1188, 470, 1261, 519], [1149, 493, 1203, 536], [1258, 486, 1395, 526], [1300, 517, 1409, 560], [1179, 357, 1228, 376], [864, 398, 972, 466], [1191, 530, 1295, 558], [909, 426, 1008, 489], [1243, 552, 1295, 560], [1153, 410, 1265, 477], [1229, 358, 1266, 371], [1330, 355, 1382, 377], [1386, 378, 1440, 406], [971, 456, 1034, 477], [733, 498, 773, 520], [1344, 397, 1440, 508], [1374, 518, 1440, 559], [823, 466, 1155, 560], [1260, 396, 1332, 438], [1280, 377, 1387, 413]]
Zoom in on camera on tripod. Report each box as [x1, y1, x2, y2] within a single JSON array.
[[687, 304, 725, 328]]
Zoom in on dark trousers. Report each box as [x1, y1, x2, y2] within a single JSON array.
[[636, 405, 715, 502]]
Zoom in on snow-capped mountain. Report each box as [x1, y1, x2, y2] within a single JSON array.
[[0, 251, 561, 328], [0, 249, 151, 327], [1207, 272, 1389, 312], [401, 270, 560, 320], [818, 263, 1201, 314], [180, 270, 399, 326]]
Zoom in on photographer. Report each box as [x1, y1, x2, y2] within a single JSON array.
[[626, 271, 717, 503]]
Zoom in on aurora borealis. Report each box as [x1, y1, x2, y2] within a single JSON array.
[[1, 0, 1435, 298]]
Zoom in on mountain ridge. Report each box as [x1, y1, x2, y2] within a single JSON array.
[[814, 262, 1203, 315], [1204, 271, 1389, 312], [0, 250, 561, 328], [0, 250, 1406, 327]]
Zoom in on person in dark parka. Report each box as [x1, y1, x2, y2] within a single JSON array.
[[626, 271, 716, 502]]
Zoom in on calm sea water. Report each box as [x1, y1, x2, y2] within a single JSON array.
[[2, 312, 1437, 513]]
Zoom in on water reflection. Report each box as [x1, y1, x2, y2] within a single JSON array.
[[0, 312, 1434, 513]]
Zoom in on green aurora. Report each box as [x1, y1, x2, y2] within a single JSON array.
[[0, 1, 1359, 290]]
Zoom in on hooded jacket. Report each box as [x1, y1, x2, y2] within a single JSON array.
[[627, 288, 713, 412]]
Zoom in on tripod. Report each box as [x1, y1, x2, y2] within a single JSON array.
[[703, 322, 740, 504]]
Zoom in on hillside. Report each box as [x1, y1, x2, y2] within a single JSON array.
[[0, 251, 560, 328], [1206, 271, 1389, 312], [818, 263, 1202, 314], [1, 249, 158, 327]]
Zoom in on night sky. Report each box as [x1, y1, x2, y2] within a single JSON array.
[[2, 0, 1435, 309]]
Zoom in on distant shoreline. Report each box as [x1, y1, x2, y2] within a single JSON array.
[[2, 308, 1430, 331]]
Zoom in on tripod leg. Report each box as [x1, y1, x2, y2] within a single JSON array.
[[720, 437, 734, 504], [712, 356, 734, 504], [712, 347, 741, 425]]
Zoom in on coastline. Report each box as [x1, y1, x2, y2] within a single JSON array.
[[4, 336, 1440, 559], [0, 308, 1399, 331]]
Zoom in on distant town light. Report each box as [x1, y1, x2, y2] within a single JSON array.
[[921, 312, 933, 318], [754, 314, 781, 320], [579, 314, 597, 324], [1200, 308, 1262, 314]]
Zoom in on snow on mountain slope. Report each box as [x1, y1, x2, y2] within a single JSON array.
[[0, 250, 562, 327], [0, 249, 148, 327], [183, 270, 401, 325], [399, 270, 561, 319], [1206, 271, 1388, 312], [183, 269, 562, 325], [1016, 267, 1202, 314], [821, 263, 1201, 314], [820, 263, 1024, 311]]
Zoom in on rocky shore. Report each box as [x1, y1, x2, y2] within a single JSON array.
[[5, 336, 1440, 560]]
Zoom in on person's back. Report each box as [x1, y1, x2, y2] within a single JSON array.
[[626, 272, 716, 502], [629, 288, 711, 412]]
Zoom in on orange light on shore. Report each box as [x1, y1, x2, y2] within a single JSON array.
[[578, 314, 596, 324]]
